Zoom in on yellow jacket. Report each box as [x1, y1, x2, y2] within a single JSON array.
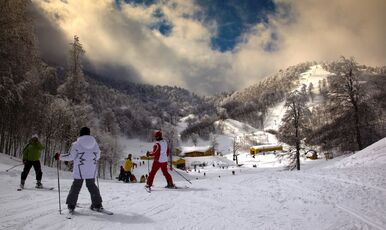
[[123, 159, 133, 172]]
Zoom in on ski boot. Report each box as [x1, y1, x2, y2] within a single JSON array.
[[36, 181, 43, 189], [20, 180, 25, 189], [165, 183, 177, 189], [68, 204, 75, 213], [90, 204, 103, 212]]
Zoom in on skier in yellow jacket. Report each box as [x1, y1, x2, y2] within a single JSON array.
[[121, 154, 133, 183]]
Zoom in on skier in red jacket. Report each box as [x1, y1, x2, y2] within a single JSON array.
[[146, 130, 175, 188]]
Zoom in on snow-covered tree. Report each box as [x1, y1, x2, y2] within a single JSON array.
[[58, 35, 88, 104], [308, 82, 314, 102], [191, 133, 199, 146]]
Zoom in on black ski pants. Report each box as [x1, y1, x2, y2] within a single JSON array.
[[66, 179, 102, 208], [21, 160, 42, 182]]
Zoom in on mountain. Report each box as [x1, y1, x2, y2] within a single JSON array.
[[183, 61, 386, 154]]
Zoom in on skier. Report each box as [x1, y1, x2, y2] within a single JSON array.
[[121, 154, 133, 183], [20, 134, 45, 189], [145, 130, 175, 189], [54, 127, 104, 213]]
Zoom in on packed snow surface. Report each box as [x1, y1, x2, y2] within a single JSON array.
[[1, 137, 386, 230]]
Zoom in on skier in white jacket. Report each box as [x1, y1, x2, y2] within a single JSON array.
[[55, 127, 104, 212]]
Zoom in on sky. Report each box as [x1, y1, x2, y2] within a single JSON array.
[[32, 0, 386, 95]]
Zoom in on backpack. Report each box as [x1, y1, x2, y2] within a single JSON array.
[[130, 174, 137, 183]]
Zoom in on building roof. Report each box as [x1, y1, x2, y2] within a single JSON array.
[[179, 146, 212, 156]]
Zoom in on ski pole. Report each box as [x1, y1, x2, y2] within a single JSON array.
[[5, 163, 23, 172], [56, 158, 62, 214], [96, 161, 100, 189], [146, 152, 150, 174], [96, 175, 99, 189], [172, 166, 192, 184]]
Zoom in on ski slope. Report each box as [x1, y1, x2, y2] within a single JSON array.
[[264, 64, 331, 131], [1, 137, 386, 230]]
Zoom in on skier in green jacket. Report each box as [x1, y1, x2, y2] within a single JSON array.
[[20, 134, 44, 189]]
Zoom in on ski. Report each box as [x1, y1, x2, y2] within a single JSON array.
[[163, 185, 189, 190], [18, 187, 54, 191], [145, 185, 189, 192], [36, 186, 55, 191], [75, 205, 114, 215], [90, 208, 113, 215]]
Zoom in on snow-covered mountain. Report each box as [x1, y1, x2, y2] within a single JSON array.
[[264, 64, 331, 131]]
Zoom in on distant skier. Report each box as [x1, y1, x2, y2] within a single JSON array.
[[145, 130, 175, 189], [54, 127, 104, 212], [20, 134, 44, 189], [140, 175, 146, 183], [120, 154, 134, 183]]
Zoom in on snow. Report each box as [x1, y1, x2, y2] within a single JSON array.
[[330, 137, 386, 169], [264, 65, 331, 131], [179, 146, 212, 155], [2, 137, 386, 229]]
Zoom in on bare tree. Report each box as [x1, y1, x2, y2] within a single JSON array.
[[327, 57, 365, 150], [278, 90, 311, 170], [232, 136, 243, 165], [191, 132, 198, 146]]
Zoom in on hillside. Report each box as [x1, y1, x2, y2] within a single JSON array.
[[263, 64, 330, 131]]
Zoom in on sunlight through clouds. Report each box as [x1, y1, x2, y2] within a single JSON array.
[[33, 0, 386, 95]]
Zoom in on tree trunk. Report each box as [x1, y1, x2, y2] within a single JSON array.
[[353, 102, 363, 150], [296, 141, 300, 170]]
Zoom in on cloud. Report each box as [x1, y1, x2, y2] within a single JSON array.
[[32, 0, 386, 95], [234, 0, 386, 88]]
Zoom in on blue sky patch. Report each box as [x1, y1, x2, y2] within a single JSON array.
[[194, 0, 276, 52], [150, 8, 173, 36], [115, 0, 277, 51]]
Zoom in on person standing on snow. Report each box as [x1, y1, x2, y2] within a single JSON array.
[[20, 134, 45, 189], [121, 154, 133, 183], [145, 130, 175, 188], [55, 127, 104, 212]]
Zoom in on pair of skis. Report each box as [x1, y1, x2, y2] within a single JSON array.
[[66, 206, 113, 219]]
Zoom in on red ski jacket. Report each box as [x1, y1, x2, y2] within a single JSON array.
[[149, 139, 170, 163]]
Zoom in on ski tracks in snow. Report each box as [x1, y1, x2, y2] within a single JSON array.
[[278, 171, 386, 230]]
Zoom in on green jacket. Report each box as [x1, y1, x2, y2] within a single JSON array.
[[23, 142, 44, 161]]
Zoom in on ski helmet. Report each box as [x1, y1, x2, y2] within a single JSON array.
[[153, 130, 162, 139]]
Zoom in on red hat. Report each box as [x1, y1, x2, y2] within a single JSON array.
[[153, 130, 162, 139]]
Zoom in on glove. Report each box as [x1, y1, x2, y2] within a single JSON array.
[[146, 151, 150, 157], [64, 161, 69, 166], [54, 152, 60, 161]]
